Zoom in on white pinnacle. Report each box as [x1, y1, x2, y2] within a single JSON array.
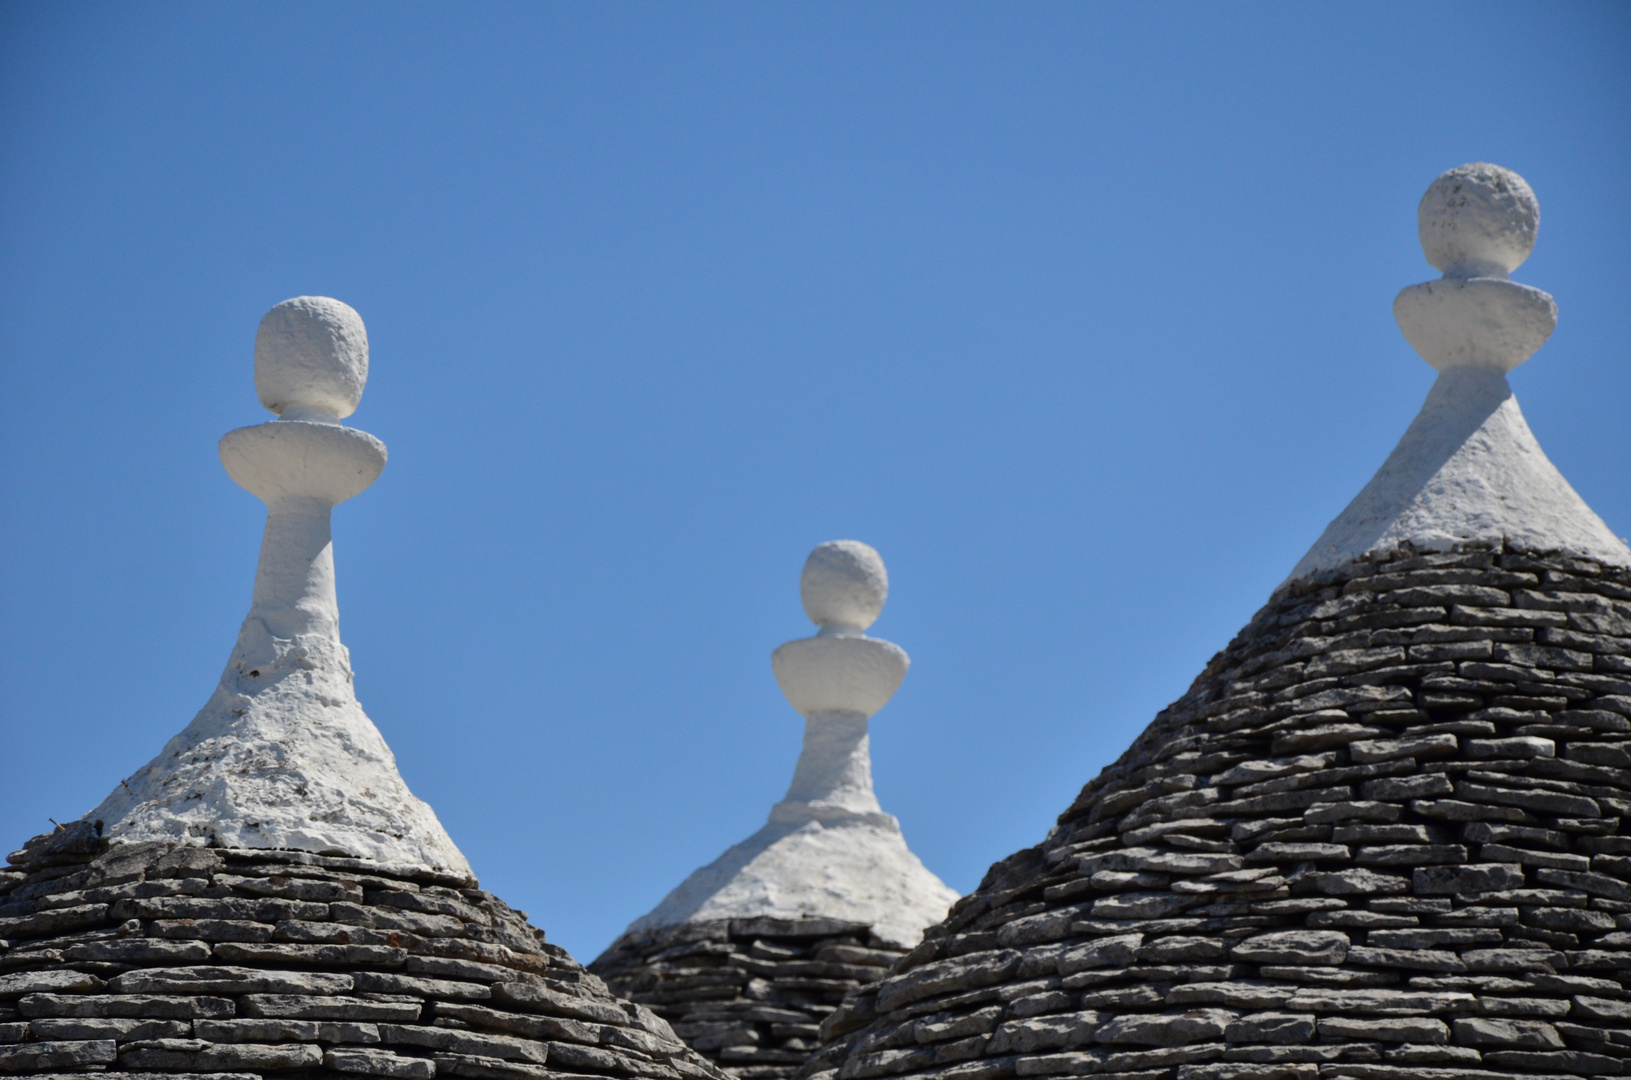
[[1288, 164, 1629, 582], [624, 541, 957, 947], [82, 297, 471, 877]]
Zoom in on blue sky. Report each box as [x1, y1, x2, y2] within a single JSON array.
[[2, 3, 1627, 961]]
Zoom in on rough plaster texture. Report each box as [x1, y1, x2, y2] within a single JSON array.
[[1288, 366, 1630, 581], [80, 298, 471, 878], [773, 711, 889, 825], [625, 542, 956, 947], [801, 540, 889, 632], [772, 637, 910, 718], [253, 296, 369, 420], [1394, 276, 1556, 375], [1290, 163, 1629, 582], [1418, 162, 1539, 279], [627, 815, 957, 949]]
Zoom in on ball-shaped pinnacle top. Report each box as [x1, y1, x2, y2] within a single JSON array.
[[801, 540, 888, 632], [1418, 163, 1539, 279], [254, 297, 369, 420]]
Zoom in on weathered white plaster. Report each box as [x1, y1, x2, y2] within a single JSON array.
[[82, 298, 471, 878], [1288, 368, 1630, 580], [254, 296, 369, 421], [626, 817, 956, 949], [772, 638, 909, 719], [1289, 164, 1630, 582], [800, 539, 889, 633], [1393, 277, 1556, 375], [627, 541, 957, 946], [1417, 163, 1539, 280]]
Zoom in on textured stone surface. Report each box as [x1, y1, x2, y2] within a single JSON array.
[[803, 546, 1631, 1080], [592, 918, 903, 1080], [0, 834, 727, 1080]]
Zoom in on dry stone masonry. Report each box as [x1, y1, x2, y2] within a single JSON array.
[[0, 830, 720, 1080], [0, 298, 729, 1080], [590, 917, 900, 1080], [592, 544, 958, 1079], [801, 165, 1631, 1080]]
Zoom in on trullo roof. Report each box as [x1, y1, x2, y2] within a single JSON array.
[[0, 297, 729, 1080], [801, 165, 1631, 1080], [591, 542, 957, 1079]]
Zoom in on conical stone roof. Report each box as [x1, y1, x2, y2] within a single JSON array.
[[802, 165, 1631, 1080], [0, 298, 729, 1080], [592, 543, 958, 1080]]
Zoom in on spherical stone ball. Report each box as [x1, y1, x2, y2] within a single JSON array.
[[254, 296, 369, 419], [801, 540, 888, 631], [1418, 163, 1539, 279]]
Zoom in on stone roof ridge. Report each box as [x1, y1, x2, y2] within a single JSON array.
[[77, 297, 471, 879], [620, 540, 957, 949], [1288, 162, 1629, 584]]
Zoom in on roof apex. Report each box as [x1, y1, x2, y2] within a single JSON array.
[[1289, 164, 1629, 582]]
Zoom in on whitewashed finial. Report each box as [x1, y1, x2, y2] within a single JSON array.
[[1394, 163, 1557, 374], [624, 540, 955, 946], [1418, 163, 1539, 278], [81, 298, 470, 877], [801, 539, 888, 634], [776, 541, 909, 719], [768, 541, 908, 824], [254, 296, 370, 421], [1287, 166, 1630, 582]]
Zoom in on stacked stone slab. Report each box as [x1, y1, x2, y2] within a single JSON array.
[[0, 297, 728, 1080], [805, 545, 1631, 1080], [801, 166, 1631, 1080], [590, 916, 899, 1080], [592, 544, 958, 1079], [0, 825, 719, 1080]]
